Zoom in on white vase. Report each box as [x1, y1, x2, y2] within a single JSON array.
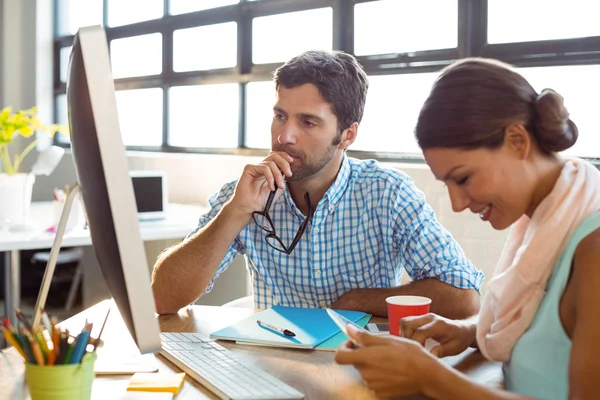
[[0, 173, 35, 227]]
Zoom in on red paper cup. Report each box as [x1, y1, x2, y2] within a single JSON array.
[[386, 295, 432, 336]]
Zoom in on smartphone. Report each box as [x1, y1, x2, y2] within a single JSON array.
[[326, 309, 366, 347], [366, 323, 389, 334]]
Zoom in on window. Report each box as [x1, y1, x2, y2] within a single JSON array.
[[59, 46, 73, 82], [246, 81, 275, 149], [110, 34, 163, 79], [170, 0, 239, 15], [107, 0, 163, 27], [519, 65, 600, 158], [354, 0, 457, 56], [488, 0, 600, 44], [55, 94, 69, 143], [115, 88, 163, 146], [252, 8, 333, 65], [168, 84, 239, 148], [53, 0, 600, 161], [173, 22, 237, 72], [56, 0, 102, 35], [355, 73, 437, 153]]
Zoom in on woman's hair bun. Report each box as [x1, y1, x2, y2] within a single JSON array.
[[534, 88, 578, 153]]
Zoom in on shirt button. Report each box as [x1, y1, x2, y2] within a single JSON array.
[[313, 227, 320, 233], [314, 270, 322, 278]]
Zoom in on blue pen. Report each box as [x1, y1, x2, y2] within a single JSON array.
[[69, 329, 91, 364]]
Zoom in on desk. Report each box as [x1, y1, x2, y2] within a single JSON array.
[[0, 202, 205, 326], [1, 300, 504, 400]]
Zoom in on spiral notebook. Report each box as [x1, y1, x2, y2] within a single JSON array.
[[210, 306, 370, 349]]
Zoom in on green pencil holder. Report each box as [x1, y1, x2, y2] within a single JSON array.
[[25, 352, 97, 400]]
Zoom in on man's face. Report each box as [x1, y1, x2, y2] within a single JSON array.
[[271, 84, 342, 181]]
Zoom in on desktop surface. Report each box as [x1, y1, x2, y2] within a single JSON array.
[[0, 300, 504, 400], [0, 202, 205, 252]]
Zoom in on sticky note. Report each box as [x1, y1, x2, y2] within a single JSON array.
[[119, 393, 173, 400], [126, 372, 186, 395]]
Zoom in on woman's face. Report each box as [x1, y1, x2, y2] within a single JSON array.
[[423, 140, 535, 230]]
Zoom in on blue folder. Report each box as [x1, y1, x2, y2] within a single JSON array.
[[315, 314, 371, 351], [210, 306, 370, 349]]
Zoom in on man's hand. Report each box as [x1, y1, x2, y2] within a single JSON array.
[[401, 313, 478, 358], [228, 151, 295, 217]]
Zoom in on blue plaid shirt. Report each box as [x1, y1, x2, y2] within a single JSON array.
[[193, 156, 483, 309]]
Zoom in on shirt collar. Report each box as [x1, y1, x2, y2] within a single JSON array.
[[323, 154, 351, 212]]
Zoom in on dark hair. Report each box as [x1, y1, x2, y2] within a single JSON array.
[[273, 50, 369, 137], [415, 58, 578, 154]]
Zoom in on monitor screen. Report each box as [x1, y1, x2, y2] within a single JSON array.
[[132, 177, 163, 213]]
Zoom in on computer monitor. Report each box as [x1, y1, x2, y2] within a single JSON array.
[[66, 25, 161, 354]]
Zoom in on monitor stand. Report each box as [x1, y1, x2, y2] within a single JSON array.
[[31, 182, 81, 330]]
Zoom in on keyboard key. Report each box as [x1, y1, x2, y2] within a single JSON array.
[[161, 332, 304, 399]]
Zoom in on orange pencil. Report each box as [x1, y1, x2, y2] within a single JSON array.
[[26, 332, 45, 365], [48, 320, 60, 365]]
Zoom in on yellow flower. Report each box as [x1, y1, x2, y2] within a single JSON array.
[[0, 106, 69, 175]]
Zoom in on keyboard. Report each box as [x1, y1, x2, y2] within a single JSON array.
[[160, 332, 305, 400]]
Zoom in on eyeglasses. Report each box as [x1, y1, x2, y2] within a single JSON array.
[[252, 189, 313, 254]]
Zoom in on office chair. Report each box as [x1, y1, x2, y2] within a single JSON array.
[[30, 247, 83, 312]]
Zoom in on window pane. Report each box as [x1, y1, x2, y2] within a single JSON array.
[[173, 22, 237, 72], [246, 81, 275, 149], [518, 65, 600, 158], [355, 73, 437, 153], [170, 0, 239, 15], [107, 0, 163, 27], [354, 0, 457, 56], [55, 95, 70, 143], [60, 46, 73, 83], [110, 34, 162, 79], [253, 8, 332, 65], [115, 88, 163, 146], [169, 84, 239, 148], [56, 0, 103, 36], [488, 0, 600, 43]]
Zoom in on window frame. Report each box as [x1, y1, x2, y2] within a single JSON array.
[[52, 0, 600, 164]]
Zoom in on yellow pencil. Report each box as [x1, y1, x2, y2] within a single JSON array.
[[2, 328, 27, 359]]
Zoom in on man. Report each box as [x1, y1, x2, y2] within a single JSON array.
[[152, 50, 484, 318]]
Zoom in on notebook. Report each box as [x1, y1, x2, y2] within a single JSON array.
[[210, 306, 370, 349]]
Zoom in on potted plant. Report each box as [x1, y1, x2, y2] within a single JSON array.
[[0, 106, 67, 227]]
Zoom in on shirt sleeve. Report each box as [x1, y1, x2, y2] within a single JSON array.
[[389, 175, 484, 292], [187, 180, 245, 293]]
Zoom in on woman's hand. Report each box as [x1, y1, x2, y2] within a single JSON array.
[[401, 313, 478, 358], [335, 325, 442, 399]]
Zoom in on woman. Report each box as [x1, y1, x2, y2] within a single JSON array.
[[335, 58, 600, 400]]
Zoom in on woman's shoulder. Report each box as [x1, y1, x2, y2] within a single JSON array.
[[570, 218, 600, 299], [574, 225, 600, 265], [573, 212, 600, 253]]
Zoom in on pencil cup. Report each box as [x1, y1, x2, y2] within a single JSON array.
[[25, 352, 97, 400]]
